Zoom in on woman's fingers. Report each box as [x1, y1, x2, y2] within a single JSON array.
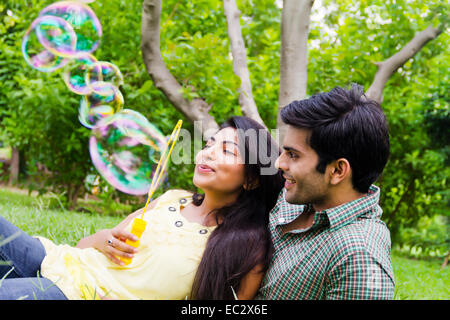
[[110, 247, 134, 259], [108, 237, 138, 255], [111, 228, 139, 242], [95, 228, 139, 265], [104, 252, 126, 266], [104, 244, 135, 265]]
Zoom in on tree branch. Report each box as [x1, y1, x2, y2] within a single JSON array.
[[277, 0, 314, 136], [223, 0, 265, 127], [141, 0, 219, 135], [366, 25, 442, 103]]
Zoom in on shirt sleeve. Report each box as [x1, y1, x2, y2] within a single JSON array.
[[325, 250, 395, 300]]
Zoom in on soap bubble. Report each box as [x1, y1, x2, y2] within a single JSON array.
[[62, 54, 97, 94], [89, 109, 168, 195], [85, 61, 124, 89], [22, 1, 176, 197], [39, 1, 102, 58], [79, 82, 124, 128], [22, 16, 74, 72]]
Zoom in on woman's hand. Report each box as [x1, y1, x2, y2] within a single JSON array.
[[76, 199, 159, 265], [90, 228, 139, 266], [237, 264, 265, 300]]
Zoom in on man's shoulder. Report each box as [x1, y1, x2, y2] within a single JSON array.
[[327, 215, 391, 253], [326, 214, 393, 278]]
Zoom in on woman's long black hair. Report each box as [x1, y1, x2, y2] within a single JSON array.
[[190, 116, 284, 299]]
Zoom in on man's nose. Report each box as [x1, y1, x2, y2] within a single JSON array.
[[275, 152, 287, 172]]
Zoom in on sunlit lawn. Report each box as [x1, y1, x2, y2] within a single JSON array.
[[0, 187, 123, 246], [0, 187, 448, 300], [392, 253, 449, 300]]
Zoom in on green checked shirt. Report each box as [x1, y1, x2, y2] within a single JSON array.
[[256, 185, 395, 300]]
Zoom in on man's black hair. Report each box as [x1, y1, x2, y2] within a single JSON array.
[[281, 84, 390, 193]]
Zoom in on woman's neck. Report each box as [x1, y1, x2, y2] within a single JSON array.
[[197, 190, 239, 225]]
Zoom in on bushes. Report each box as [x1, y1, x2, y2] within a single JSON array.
[[395, 215, 449, 259]]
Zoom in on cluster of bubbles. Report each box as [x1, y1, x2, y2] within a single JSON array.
[[22, 0, 168, 195]]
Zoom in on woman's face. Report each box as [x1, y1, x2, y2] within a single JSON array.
[[193, 127, 246, 196]]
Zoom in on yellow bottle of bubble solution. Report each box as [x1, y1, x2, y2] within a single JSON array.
[[120, 218, 147, 265], [119, 120, 182, 266]]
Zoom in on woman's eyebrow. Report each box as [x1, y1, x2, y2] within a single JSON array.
[[209, 136, 239, 148]]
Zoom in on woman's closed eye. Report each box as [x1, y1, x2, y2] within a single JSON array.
[[222, 141, 240, 156], [202, 140, 237, 156], [202, 143, 212, 150], [223, 147, 236, 156]]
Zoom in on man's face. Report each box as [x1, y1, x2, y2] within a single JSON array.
[[275, 126, 330, 206]]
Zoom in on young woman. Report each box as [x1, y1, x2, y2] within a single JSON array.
[[0, 116, 284, 300]]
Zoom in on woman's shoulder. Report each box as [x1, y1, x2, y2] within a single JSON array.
[[156, 189, 195, 204]]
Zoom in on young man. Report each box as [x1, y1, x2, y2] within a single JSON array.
[[257, 84, 395, 300]]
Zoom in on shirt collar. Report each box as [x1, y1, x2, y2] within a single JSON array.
[[273, 189, 307, 224], [274, 185, 382, 230], [321, 185, 381, 229]]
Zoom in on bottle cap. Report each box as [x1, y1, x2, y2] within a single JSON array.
[[132, 218, 147, 236]]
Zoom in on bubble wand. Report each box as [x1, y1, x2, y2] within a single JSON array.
[[120, 120, 183, 265]]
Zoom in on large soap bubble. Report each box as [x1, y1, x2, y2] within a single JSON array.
[[79, 82, 124, 128], [62, 54, 97, 94], [89, 109, 168, 195], [22, 15, 74, 72], [22, 1, 178, 197], [39, 1, 102, 58], [85, 61, 124, 89]]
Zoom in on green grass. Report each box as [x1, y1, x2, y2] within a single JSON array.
[[392, 253, 449, 300], [0, 187, 123, 246], [0, 187, 449, 299]]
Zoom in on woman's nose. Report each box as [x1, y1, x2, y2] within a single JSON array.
[[201, 144, 216, 161]]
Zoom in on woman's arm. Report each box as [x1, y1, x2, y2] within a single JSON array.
[[75, 207, 144, 249], [237, 264, 265, 300], [76, 198, 159, 265]]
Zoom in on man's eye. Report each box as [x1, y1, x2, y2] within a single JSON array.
[[288, 152, 297, 159]]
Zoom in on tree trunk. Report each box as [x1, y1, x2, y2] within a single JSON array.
[[277, 0, 314, 140], [223, 0, 265, 127], [67, 184, 81, 210], [441, 253, 449, 270], [8, 147, 19, 186], [141, 0, 219, 137]]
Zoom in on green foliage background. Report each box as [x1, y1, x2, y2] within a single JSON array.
[[0, 0, 448, 250]]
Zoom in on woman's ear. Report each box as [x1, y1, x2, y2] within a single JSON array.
[[244, 178, 259, 190]]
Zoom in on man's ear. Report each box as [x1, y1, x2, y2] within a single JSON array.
[[328, 158, 351, 185]]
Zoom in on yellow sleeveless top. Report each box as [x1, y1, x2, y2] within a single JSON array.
[[37, 189, 215, 300]]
